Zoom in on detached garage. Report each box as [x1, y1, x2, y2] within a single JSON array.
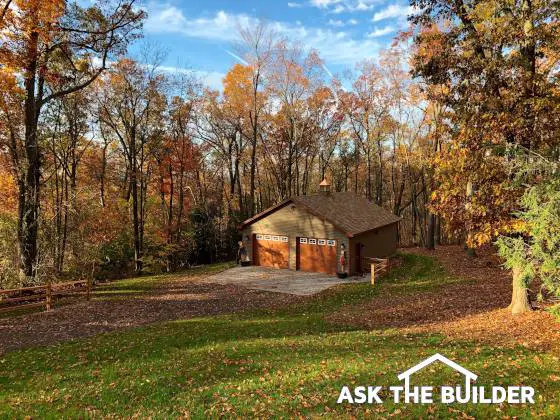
[[239, 180, 401, 276]]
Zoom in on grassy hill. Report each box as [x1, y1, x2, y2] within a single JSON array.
[[1, 254, 558, 418]]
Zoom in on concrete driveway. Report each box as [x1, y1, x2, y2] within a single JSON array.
[[204, 266, 369, 296]]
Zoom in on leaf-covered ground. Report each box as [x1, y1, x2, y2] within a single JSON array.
[[330, 247, 560, 354], [0, 262, 305, 354], [1, 250, 559, 418]]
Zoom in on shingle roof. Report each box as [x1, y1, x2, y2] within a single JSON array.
[[240, 191, 401, 237]]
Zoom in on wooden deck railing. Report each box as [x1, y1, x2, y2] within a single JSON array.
[[0, 279, 92, 314]]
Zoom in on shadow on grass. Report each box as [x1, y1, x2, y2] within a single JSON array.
[[1, 311, 558, 418], [1, 254, 558, 417]]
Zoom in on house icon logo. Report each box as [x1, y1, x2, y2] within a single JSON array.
[[398, 353, 477, 397], [337, 353, 535, 405]]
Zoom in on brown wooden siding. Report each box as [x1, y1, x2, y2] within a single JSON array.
[[241, 204, 348, 272], [349, 223, 398, 275]]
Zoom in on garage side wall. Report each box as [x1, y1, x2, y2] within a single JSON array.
[[241, 204, 348, 271], [349, 223, 398, 275]]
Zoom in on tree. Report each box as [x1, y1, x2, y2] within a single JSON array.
[[342, 59, 392, 204], [0, 0, 143, 281], [155, 91, 199, 271], [97, 58, 166, 272], [497, 173, 560, 314], [235, 21, 276, 216], [42, 90, 92, 275], [410, 0, 560, 312]]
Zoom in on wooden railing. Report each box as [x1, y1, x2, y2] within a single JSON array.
[[361, 257, 389, 285], [0, 279, 92, 314]]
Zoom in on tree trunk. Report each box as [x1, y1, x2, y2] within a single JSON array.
[[435, 216, 442, 245], [19, 30, 41, 281], [510, 266, 532, 314], [129, 142, 142, 272], [426, 212, 436, 250]]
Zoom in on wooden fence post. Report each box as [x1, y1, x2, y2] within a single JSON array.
[[371, 263, 375, 286], [87, 277, 92, 301], [46, 281, 52, 311]]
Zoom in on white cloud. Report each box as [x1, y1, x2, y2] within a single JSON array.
[[372, 4, 413, 22], [351, 1, 374, 12], [311, 0, 342, 8], [196, 71, 227, 91], [309, 0, 381, 13], [327, 19, 345, 27], [145, 5, 382, 65], [327, 18, 358, 27], [137, 63, 226, 91], [331, 4, 346, 13], [145, 6, 252, 42], [287, 2, 303, 8], [367, 25, 395, 38]]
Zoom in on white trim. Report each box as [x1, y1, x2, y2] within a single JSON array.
[[300, 238, 308, 244], [318, 239, 326, 245], [256, 234, 263, 240], [327, 240, 336, 246], [281, 236, 288, 242], [264, 235, 271, 240], [272, 235, 280, 241], [309, 238, 317, 245], [397, 353, 478, 382]]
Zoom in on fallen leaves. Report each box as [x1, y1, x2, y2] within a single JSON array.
[[0, 272, 303, 354], [329, 246, 560, 355]]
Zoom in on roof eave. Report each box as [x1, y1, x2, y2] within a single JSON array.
[[351, 218, 402, 237], [238, 198, 293, 230]]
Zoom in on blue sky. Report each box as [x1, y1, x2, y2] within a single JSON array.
[[138, 0, 414, 89]]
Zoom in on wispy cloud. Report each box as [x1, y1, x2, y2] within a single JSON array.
[[140, 63, 225, 91], [310, 0, 342, 8], [331, 4, 346, 13], [321, 63, 334, 78], [287, 2, 303, 8], [372, 4, 413, 22], [349, 1, 375, 12], [367, 25, 395, 38], [327, 18, 359, 27], [225, 50, 249, 65], [145, 5, 382, 65], [309, 0, 380, 13]]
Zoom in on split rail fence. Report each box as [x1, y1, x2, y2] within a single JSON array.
[[0, 279, 92, 314], [361, 257, 389, 285]]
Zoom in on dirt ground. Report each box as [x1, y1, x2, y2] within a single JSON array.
[[329, 245, 560, 354], [0, 272, 303, 355]]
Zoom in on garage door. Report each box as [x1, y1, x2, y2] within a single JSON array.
[[297, 237, 337, 274], [253, 234, 289, 269]]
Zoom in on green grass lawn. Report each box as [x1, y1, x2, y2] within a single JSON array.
[[1, 255, 558, 418]]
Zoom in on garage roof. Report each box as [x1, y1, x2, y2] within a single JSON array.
[[240, 192, 401, 237]]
